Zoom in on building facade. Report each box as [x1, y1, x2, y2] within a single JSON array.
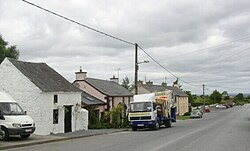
[[73, 69, 134, 118], [0, 58, 88, 135], [136, 81, 189, 116]]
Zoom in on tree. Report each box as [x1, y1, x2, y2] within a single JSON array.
[[0, 35, 19, 63], [222, 91, 228, 97], [121, 76, 132, 90], [210, 90, 222, 104], [235, 93, 244, 101]]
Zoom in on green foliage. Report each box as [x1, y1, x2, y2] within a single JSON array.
[[121, 76, 132, 90], [88, 123, 111, 129], [210, 90, 222, 104], [86, 106, 99, 126], [173, 78, 179, 85], [183, 112, 191, 116], [89, 103, 128, 129], [192, 95, 210, 107], [109, 103, 124, 128], [235, 93, 244, 101], [224, 96, 230, 100], [176, 116, 190, 120], [0, 35, 19, 63]]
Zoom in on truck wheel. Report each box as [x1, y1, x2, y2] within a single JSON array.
[[165, 120, 172, 128], [154, 122, 160, 130], [132, 127, 137, 131], [20, 134, 30, 139], [0, 127, 9, 141]]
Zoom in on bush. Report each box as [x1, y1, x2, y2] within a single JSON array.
[[183, 112, 191, 116], [88, 123, 111, 129]]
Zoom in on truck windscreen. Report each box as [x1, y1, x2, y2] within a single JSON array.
[[130, 102, 152, 112]]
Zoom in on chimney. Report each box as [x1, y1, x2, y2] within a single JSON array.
[[137, 80, 143, 86], [75, 67, 87, 81], [146, 81, 153, 85], [161, 82, 167, 87], [110, 75, 119, 83]]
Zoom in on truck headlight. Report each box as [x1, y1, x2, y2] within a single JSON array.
[[33, 123, 35, 127], [12, 123, 22, 128]]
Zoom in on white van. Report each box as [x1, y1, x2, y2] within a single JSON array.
[[0, 91, 35, 140]]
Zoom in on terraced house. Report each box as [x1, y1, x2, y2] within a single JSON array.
[[73, 69, 134, 119]]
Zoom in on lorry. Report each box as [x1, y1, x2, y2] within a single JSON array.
[[0, 91, 36, 140], [128, 90, 176, 131]]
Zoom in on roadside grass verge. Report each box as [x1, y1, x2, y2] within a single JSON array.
[[177, 116, 190, 120]]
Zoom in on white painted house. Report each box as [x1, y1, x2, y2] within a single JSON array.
[[0, 58, 88, 135]]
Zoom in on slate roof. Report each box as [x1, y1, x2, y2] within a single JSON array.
[[81, 91, 106, 106], [84, 78, 134, 97], [8, 58, 81, 92], [142, 84, 188, 97]]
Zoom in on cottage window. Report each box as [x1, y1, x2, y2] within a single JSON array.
[[54, 95, 58, 103], [53, 109, 59, 124]]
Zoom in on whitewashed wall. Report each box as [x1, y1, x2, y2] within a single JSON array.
[[0, 59, 42, 132], [0, 59, 88, 135]]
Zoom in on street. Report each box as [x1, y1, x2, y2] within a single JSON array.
[[5, 105, 250, 151]]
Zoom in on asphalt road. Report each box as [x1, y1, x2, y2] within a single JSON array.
[[6, 105, 250, 151]]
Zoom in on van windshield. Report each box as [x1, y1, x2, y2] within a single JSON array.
[[0, 102, 25, 115]]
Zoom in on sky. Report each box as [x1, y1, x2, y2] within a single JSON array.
[[1, 0, 250, 95]]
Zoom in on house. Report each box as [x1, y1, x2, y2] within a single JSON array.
[[0, 58, 88, 135], [81, 90, 106, 121], [136, 80, 189, 116], [73, 69, 134, 118]]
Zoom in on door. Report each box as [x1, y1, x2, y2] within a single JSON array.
[[64, 105, 72, 133]]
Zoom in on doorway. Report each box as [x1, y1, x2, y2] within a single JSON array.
[[64, 105, 72, 133]]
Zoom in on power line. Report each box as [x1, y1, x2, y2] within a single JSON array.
[[157, 35, 250, 62], [189, 46, 250, 74], [137, 44, 199, 87], [21, 0, 135, 46]]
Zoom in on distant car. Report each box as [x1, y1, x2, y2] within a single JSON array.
[[204, 106, 210, 112], [216, 104, 226, 109], [190, 110, 203, 118]]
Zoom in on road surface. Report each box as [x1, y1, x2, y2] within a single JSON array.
[[6, 105, 250, 151]]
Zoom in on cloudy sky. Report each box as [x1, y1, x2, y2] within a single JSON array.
[[1, 0, 250, 94]]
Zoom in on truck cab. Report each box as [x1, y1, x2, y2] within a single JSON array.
[[128, 91, 176, 131]]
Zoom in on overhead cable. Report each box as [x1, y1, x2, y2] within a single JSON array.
[[21, 0, 135, 46], [137, 44, 199, 87]]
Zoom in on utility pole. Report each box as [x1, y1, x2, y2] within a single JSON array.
[[203, 84, 205, 112], [134, 43, 138, 95]]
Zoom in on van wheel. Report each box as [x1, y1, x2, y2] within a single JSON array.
[[20, 134, 30, 139], [0, 127, 9, 141]]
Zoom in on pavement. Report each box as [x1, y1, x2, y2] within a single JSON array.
[[0, 128, 129, 150]]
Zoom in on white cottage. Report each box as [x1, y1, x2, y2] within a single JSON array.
[[0, 58, 88, 135]]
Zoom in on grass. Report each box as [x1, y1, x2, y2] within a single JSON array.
[[176, 116, 190, 120]]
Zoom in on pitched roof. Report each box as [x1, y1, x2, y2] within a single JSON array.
[[81, 91, 106, 106], [84, 78, 134, 97], [142, 84, 188, 97], [8, 58, 81, 92]]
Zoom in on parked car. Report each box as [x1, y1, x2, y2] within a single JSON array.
[[204, 106, 210, 112], [190, 110, 203, 118], [215, 104, 226, 109]]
